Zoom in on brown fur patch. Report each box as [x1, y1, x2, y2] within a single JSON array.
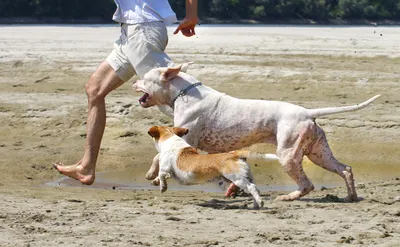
[[229, 150, 250, 159], [171, 127, 189, 137], [159, 130, 175, 142], [148, 126, 160, 139], [149, 126, 189, 142], [176, 147, 241, 181], [148, 126, 176, 142]]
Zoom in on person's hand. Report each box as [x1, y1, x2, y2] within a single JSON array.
[[173, 17, 197, 37]]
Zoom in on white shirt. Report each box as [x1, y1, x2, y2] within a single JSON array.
[[113, 0, 178, 25]]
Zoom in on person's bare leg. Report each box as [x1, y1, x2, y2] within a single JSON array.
[[53, 61, 124, 185]]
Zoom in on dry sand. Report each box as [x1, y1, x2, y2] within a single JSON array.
[[0, 24, 399, 246]]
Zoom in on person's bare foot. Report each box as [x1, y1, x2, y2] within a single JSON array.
[[53, 162, 95, 185]]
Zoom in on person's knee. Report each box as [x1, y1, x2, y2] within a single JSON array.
[[85, 73, 104, 103]]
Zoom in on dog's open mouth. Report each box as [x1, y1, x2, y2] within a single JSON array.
[[138, 93, 150, 106]]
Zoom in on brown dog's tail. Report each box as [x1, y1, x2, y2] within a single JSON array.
[[230, 150, 279, 162]]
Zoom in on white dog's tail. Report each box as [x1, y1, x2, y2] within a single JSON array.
[[230, 150, 279, 161], [307, 95, 380, 118]]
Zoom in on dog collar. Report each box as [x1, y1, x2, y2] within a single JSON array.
[[172, 82, 202, 105]]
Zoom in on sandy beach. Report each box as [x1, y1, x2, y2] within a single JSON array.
[[0, 24, 399, 246]]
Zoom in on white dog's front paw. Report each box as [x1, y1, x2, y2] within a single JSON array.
[[160, 185, 167, 193], [151, 177, 160, 186]]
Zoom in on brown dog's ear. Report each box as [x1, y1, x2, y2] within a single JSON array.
[[161, 65, 182, 82], [172, 127, 189, 137], [147, 126, 160, 139]]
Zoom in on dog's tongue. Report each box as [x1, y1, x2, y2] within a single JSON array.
[[139, 93, 149, 103]]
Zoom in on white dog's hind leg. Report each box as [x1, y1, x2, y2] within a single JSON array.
[[275, 123, 316, 201], [275, 147, 315, 201], [307, 127, 358, 201]]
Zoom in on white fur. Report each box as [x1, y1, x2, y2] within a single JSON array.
[[151, 129, 265, 209], [135, 66, 380, 201]]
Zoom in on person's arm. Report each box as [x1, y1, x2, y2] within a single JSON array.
[[173, 0, 198, 37]]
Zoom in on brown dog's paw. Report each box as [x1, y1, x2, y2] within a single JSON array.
[[146, 170, 158, 180], [151, 178, 160, 186]]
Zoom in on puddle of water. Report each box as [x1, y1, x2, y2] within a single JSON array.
[[48, 157, 398, 192]]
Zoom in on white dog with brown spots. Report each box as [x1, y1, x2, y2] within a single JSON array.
[[133, 64, 380, 202], [147, 125, 279, 209]]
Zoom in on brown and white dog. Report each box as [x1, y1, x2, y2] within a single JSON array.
[[147, 125, 279, 209]]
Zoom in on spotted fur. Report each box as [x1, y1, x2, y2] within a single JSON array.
[[135, 65, 380, 202]]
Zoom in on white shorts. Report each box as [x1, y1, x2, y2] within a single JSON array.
[[106, 21, 174, 81]]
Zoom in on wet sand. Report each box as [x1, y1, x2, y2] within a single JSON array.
[[0, 25, 399, 246]]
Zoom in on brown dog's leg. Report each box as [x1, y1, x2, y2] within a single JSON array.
[[224, 172, 264, 209], [159, 171, 168, 193], [146, 153, 160, 180]]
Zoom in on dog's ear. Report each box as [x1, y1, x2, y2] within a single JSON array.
[[180, 62, 193, 73], [132, 79, 142, 90], [147, 126, 160, 139], [172, 127, 189, 137], [161, 65, 182, 82]]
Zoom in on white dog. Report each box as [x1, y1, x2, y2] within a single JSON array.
[[133, 64, 380, 202], [147, 125, 279, 209]]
